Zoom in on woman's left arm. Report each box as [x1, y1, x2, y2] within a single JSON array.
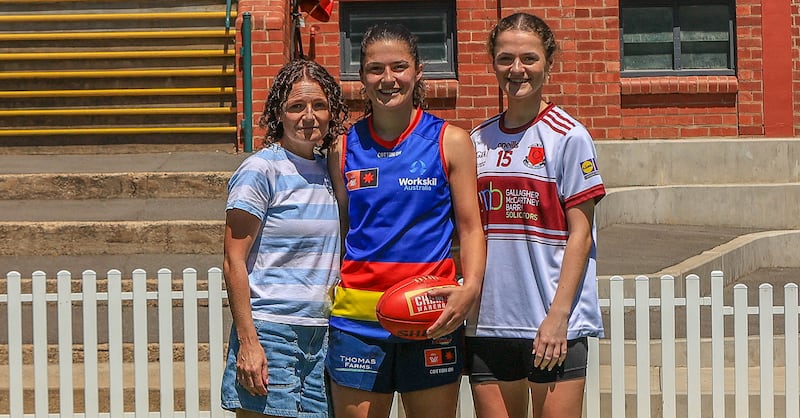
[[426, 124, 487, 339], [532, 199, 595, 370]]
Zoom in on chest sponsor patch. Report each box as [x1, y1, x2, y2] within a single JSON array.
[[580, 158, 599, 179], [346, 168, 379, 191]]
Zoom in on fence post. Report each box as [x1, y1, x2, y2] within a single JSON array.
[[609, 276, 625, 416], [785, 283, 799, 417], [710, 271, 725, 417], [685, 274, 701, 418], [83, 270, 100, 417], [158, 268, 176, 415], [733, 284, 748, 418], [132, 269, 150, 416], [661, 275, 676, 418], [31, 271, 49, 416], [183, 268, 200, 415], [635, 275, 651, 417], [759, 284, 774, 418], [209, 267, 226, 417], [108, 269, 124, 416], [57, 270, 75, 416]]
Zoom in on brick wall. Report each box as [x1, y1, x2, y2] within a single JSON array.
[[234, 0, 797, 149], [794, 0, 800, 135]]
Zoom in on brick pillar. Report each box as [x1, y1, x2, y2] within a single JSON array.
[[735, 0, 765, 136]]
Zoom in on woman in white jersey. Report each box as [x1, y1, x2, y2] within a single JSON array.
[[221, 58, 348, 418], [467, 13, 606, 418]]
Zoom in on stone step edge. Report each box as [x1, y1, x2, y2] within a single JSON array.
[[0, 220, 223, 257], [0, 172, 231, 200]]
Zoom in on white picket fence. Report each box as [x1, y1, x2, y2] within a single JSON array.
[[1, 269, 798, 417]]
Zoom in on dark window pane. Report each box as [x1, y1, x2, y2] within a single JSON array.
[[623, 42, 673, 70], [622, 7, 673, 43], [621, 7, 674, 70], [682, 41, 729, 69], [340, 1, 455, 79], [620, 1, 735, 75], [679, 5, 731, 69]]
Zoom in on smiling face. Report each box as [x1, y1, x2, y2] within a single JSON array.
[[360, 39, 423, 112], [279, 78, 331, 158], [492, 29, 552, 102]]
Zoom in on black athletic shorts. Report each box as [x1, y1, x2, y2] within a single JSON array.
[[465, 336, 588, 384]]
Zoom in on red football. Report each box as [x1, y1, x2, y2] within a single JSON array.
[[375, 275, 458, 340]]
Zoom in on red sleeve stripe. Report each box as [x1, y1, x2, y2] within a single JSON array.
[[564, 184, 606, 209]]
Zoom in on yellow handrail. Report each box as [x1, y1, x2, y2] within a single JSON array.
[[0, 126, 237, 136], [0, 50, 235, 61], [0, 107, 236, 117], [0, 68, 236, 79], [0, 87, 235, 98], [0, 11, 237, 22], [0, 29, 235, 41]]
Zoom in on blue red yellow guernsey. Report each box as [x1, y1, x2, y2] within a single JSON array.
[[330, 108, 457, 340]]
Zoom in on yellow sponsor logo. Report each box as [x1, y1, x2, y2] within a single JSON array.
[[581, 159, 595, 174]]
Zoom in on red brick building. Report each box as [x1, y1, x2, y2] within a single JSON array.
[[234, 0, 800, 149]]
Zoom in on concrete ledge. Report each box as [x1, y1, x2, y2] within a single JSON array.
[[0, 221, 223, 257], [595, 138, 800, 187], [656, 230, 800, 285], [598, 184, 800, 230], [0, 172, 231, 200]]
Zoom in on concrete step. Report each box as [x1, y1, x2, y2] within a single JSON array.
[[0, 361, 216, 414], [0, 199, 223, 221], [0, 173, 230, 200]]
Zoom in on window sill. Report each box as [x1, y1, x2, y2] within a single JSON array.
[[620, 76, 738, 95], [341, 79, 459, 101]]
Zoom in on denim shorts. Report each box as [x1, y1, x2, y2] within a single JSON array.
[[325, 327, 464, 394], [221, 320, 328, 417]]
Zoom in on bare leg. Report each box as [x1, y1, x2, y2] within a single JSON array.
[[400, 381, 459, 418], [530, 378, 585, 418], [471, 379, 530, 418], [330, 380, 395, 418], [236, 409, 281, 418]]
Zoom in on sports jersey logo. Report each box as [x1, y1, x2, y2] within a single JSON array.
[[523, 144, 546, 169], [410, 159, 427, 175], [404, 289, 447, 316], [580, 158, 599, 179], [345, 168, 378, 191], [424, 347, 457, 367]]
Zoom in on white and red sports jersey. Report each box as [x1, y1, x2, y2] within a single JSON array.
[[467, 103, 606, 340]]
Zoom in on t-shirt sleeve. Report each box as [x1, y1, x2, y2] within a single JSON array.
[[226, 154, 272, 220], [558, 126, 606, 209]]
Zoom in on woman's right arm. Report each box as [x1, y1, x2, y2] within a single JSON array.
[[223, 208, 268, 395]]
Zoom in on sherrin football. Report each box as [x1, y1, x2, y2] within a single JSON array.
[[375, 275, 458, 340]]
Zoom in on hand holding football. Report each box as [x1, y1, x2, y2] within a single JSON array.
[[375, 275, 458, 340]]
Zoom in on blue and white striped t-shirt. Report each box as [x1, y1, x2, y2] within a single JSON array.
[[226, 144, 340, 326]]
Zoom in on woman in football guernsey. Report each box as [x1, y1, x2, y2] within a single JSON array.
[[466, 13, 606, 418], [221, 59, 348, 418], [325, 23, 486, 418]]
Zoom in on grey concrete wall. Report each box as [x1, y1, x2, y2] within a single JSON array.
[[595, 138, 800, 187], [597, 184, 800, 229]]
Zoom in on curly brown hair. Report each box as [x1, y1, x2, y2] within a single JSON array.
[[359, 23, 426, 118], [258, 59, 349, 151]]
